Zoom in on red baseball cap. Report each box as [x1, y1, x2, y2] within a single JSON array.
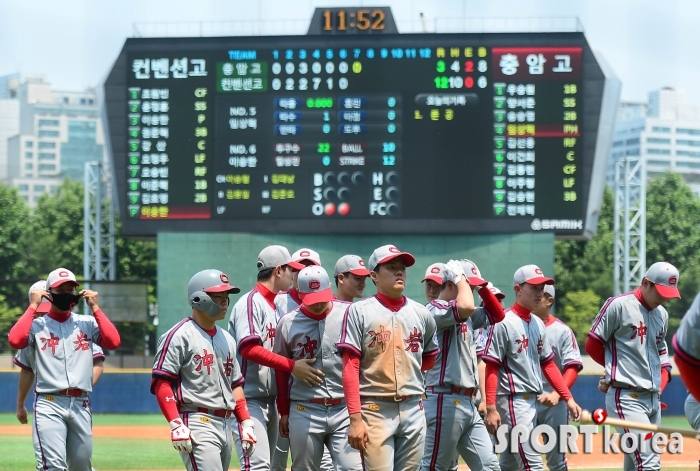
[[298, 266, 334, 305], [644, 262, 680, 299], [368, 245, 416, 271], [422, 263, 445, 284], [46, 268, 80, 289], [513, 265, 554, 286], [334, 255, 370, 277], [458, 259, 488, 287]]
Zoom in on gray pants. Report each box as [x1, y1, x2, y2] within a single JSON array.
[[496, 393, 542, 471], [288, 401, 362, 471], [685, 394, 700, 430], [421, 391, 499, 471], [606, 388, 661, 471], [180, 411, 233, 471], [32, 393, 93, 471], [536, 398, 569, 471], [360, 396, 426, 471], [233, 396, 279, 471]]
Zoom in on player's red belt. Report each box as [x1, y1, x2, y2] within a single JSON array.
[[56, 389, 88, 397], [308, 398, 345, 406], [196, 407, 234, 418], [426, 386, 476, 397], [361, 395, 421, 402]]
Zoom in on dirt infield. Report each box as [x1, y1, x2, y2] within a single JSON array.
[[2, 424, 698, 468]]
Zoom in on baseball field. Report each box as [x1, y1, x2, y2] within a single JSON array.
[[1, 413, 698, 471]]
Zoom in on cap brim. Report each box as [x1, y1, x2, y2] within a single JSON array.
[[523, 277, 555, 285], [349, 268, 370, 276], [494, 293, 506, 300], [422, 275, 443, 284], [295, 258, 320, 266], [288, 261, 305, 271], [300, 287, 334, 305], [467, 276, 488, 287], [655, 284, 680, 299], [205, 284, 241, 294], [376, 253, 416, 269], [50, 279, 80, 288], [36, 301, 51, 313]]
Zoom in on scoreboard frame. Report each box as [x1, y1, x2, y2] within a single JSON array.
[[103, 32, 619, 238]]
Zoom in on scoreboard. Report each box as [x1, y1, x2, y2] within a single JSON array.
[[104, 30, 612, 236]]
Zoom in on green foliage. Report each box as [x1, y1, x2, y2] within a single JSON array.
[[0, 294, 23, 351], [560, 289, 602, 345], [0, 185, 31, 300]]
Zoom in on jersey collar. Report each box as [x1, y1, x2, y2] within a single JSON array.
[[288, 288, 302, 306], [375, 292, 406, 312], [256, 283, 277, 309], [510, 302, 532, 322], [300, 304, 332, 320], [544, 314, 556, 327], [46, 309, 71, 323], [634, 287, 654, 311]]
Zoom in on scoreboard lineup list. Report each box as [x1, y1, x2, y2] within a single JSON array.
[[124, 42, 583, 224]]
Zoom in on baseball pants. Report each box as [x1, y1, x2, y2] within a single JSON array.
[[605, 388, 661, 471], [288, 401, 362, 471], [421, 390, 499, 471], [233, 396, 278, 471], [180, 411, 233, 471], [496, 393, 543, 471], [536, 399, 569, 471], [272, 429, 335, 471], [32, 393, 93, 471], [360, 396, 426, 471], [685, 394, 700, 430]]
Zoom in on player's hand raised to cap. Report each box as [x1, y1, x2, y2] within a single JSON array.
[[80, 290, 99, 311], [443, 260, 465, 284], [30, 290, 50, 308], [292, 357, 325, 387]]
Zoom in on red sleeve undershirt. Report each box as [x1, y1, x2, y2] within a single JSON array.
[[485, 362, 498, 405], [233, 397, 250, 422], [675, 353, 700, 400], [562, 366, 579, 389], [275, 369, 291, 416], [154, 379, 180, 422], [342, 351, 361, 415], [240, 342, 295, 373], [542, 359, 572, 401], [660, 368, 671, 392], [93, 309, 121, 350], [585, 336, 605, 366], [477, 286, 506, 324], [421, 354, 437, 372], [7, 308, 36, 349]]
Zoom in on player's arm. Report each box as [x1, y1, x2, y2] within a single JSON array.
[[92, 358, 104, 386], [539, 333, 581, 421], [16, 368, 34, 425], [540, 328, 583, 406], [8, 292, 44, 349], [477, 357, 487, 416], [442, 261, 476, 319], [233, 385, 256, 457], [272, 319, 292, 424], [421, 314, 440, 372], [586, 297, 620, 365], [481, 323, 507, 434]]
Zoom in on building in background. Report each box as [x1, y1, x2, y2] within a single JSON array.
[[609, 88, 700, 196], [2, 75, 106, 205], [0, 74, 21, 182]]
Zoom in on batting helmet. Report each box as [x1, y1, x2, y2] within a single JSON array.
[[188, 269, 240, 316]]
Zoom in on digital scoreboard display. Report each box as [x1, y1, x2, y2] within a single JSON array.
[[104, 32, 607, 236]]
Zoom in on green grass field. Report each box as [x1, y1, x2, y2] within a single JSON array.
[[0, 414, 697, 470]]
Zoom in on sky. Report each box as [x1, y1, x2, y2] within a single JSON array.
[[0, 0, 698, 104]]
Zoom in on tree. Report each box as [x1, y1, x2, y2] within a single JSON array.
[[0, 185, 31, 300], [560, 289, 602, 347], [0, 294, 23, 351]]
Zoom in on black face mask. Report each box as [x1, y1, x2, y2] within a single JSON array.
[[50, 292, 81, 311]]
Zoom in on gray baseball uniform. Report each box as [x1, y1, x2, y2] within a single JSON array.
[[536, 316, 583, 471], [421, 302, 499, 471], [19, 312, 109, 471], [274, 289, 302, 319], [483, 308, 554, 471], [337, 295, 439, 471], [229, 287, 281, 471], [589, 291, 668, 471], [152, 317, 244, 471], [673, 293, 700, 431], [274, 299, 362, 471]]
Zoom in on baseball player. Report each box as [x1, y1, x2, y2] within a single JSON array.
[[586, 261, 678, 471], [532, 285, 583, 471], [422, 262, 444, 303], [229, 245, 324, 471], [275, 248, 321, 319], [421, 259, 505, 471], [151, 269, 256, 471], [674, 293, 700, 431], [274, 266, 362, 470], [15, 282, 107, 425], [337, 244, 439, 471], [475, 283, 507, 416], [7, 268, 121, 471], [483, 265, 582, 471], [334, 255, 371, 302]]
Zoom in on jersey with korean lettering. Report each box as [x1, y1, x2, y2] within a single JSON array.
[[152, 318, 243, 410], [20, 314, 105, 393], [483, 309, 554, 395], [675, 292, 700, 362], [274, 299, 351, 401], [228, 288, 279, 397], [14, 344, 105, 373], [589, 291, 668, 392], [425, 302, 497, 390], [337, 296, 439, 397], [274, 290, 302, 320], [539, 316, 583, 394]]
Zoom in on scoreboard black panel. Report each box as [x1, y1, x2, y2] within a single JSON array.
[[104, 32, 606, 236]]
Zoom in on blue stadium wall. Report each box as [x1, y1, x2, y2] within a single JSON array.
[[156, 232, 556, 337], [0, 372, 689, 415]]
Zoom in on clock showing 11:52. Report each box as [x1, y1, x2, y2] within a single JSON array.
[[322, 8, 386, 31]]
